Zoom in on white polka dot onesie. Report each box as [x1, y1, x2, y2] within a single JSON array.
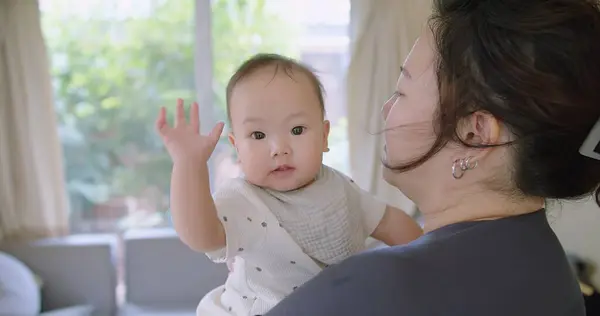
[[196, 165, 386, 315]]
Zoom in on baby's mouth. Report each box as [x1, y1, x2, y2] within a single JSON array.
[[272, 165, 295, 172]]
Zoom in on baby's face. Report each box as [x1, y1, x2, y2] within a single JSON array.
[[228, 66, 329, 191]]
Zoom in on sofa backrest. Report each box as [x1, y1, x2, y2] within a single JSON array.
[[123, 228, 228, 308], [1, 234, 118, 315]]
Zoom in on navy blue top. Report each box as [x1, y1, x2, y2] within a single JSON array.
[[266, 210, 585, 316]]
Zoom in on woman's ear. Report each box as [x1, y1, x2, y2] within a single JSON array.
[[459, 111, 501, 147], [455, 111, 502, 162]]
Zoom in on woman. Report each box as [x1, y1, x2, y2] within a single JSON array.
[[265, 0, 600, 315]]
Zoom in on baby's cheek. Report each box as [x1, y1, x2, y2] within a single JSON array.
[[239, 143, 264, 161], [239, 148, 270, 179], [300, 146, 326, 172]]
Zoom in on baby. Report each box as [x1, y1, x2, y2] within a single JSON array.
[[156, 53, 423, 316]]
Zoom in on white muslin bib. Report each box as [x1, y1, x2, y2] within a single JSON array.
[[196, 165, 386, 315]]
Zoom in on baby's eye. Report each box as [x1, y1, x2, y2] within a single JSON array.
[[251, 131, 266, 140], [291, 126, 305, 136]]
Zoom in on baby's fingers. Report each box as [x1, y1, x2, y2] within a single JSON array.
[[175, 98, 187, 127], [190, 102, 200, 133], [155, 107, 171, 136], [209, 122, 225, 145]]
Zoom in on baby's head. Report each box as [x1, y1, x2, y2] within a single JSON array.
[[226, 53, 330, 192]]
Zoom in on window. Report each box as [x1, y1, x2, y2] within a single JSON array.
[[40, 0, 350, 234]]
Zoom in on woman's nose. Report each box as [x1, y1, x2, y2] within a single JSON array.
[[382, 98, 393, 120]]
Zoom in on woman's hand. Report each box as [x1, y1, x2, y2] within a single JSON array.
[[156, 98, 225, 165]]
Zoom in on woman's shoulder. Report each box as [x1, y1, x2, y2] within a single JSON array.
[[265, 246, 426, 316], [322, 246, 427, 292], [334, 245, 426, 282], [267, 213, 585, 316], [320, 247, 423, 298]]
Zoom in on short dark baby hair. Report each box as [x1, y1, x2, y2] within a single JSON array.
[[225, 53, 326, 122]]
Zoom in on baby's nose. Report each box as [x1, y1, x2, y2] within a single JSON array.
[[271, 140, 291, 157]]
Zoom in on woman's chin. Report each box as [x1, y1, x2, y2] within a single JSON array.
[[382, 167, 397, 186]]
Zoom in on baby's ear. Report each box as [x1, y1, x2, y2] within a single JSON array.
[[228, 132, 241, 162], [323, 120, 330, 152], [228, 132, 236, 147]]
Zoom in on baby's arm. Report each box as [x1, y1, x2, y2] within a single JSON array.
[[346, 173, 422, 246], [370, 206, 422, 246], [156, 99, 226, 253], [170, 162, 225, 253]]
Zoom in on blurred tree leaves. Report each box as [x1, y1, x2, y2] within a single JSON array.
[[42, 0, 298, 220]]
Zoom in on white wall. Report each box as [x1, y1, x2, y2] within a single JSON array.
[[550, 198, 600, 287]]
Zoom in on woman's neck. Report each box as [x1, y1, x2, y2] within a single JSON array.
[[419, 190, 544, 233]]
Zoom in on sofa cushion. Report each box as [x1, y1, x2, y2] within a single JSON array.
[[123, 228, 228, 308], [40, 305, 94, 316], [119, 303, 195, 316]]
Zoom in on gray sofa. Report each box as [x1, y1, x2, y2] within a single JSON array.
[[0, 230, 228, 316], [120, 228, 228, 315], [0, 234, 118, 315]]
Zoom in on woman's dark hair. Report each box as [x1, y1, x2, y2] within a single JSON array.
[[390, 0, 600, 204]]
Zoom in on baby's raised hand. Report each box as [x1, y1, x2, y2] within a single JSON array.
[[156, 99, 225, 165]]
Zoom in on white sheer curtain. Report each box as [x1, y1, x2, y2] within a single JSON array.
[[0, 0, 69, 241], [347, 0, 431, 213]]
